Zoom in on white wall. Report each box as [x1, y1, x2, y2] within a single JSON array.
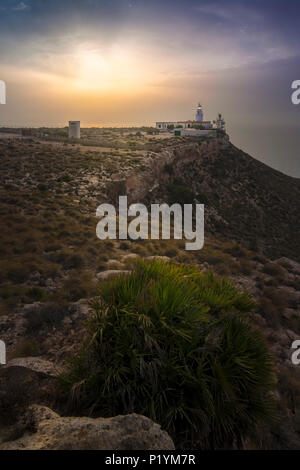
[[180, 129, 213, 136], [69, 121, 80, 139]]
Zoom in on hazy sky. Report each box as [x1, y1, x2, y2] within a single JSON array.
[[0, 0, 300, 176]]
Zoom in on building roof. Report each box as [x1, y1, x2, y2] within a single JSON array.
[[156, 120, 212, 124]]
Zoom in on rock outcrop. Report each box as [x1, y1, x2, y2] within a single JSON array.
[[3, 357, 61, 376], [126, 136, 300, 261], [96, 270, 131, 281], [0, 366, 60, 427], [0, 405, 175, 450]]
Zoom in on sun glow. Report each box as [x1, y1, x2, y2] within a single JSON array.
[[72, 44, 147, 93]]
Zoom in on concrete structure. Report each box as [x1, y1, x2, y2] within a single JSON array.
[[174, 128, 212, 137], [156, 121, 187, 130], [213, 113, 226, 132], [156, 120, 212, 130], [68, 121, 80, 139], [156, 103, 213, 131]]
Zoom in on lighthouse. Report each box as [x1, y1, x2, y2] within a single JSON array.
[[156, 101, 214, 132], [195, 103, 203, 122]]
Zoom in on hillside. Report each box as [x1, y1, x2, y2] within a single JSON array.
[[132, 135, 300, 261], [0, 131, 300, 449]]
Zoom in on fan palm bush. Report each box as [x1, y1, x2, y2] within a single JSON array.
[[60, 261, 277, 448]]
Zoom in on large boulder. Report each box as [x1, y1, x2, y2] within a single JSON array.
[[0, 405, 175, 450], [0, 366, 60, 427], [3, 357, 61, 376], [96, 270, 131, 281], [146, 256, 170, 262]]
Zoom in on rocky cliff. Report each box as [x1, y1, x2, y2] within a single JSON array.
[[125, 135, 300, 261]]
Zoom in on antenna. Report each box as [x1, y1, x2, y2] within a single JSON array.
[[213, 113, 226, 132]]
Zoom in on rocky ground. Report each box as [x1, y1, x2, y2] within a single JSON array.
[[0, 130, 300, 449], [0, 404, 175, 450]]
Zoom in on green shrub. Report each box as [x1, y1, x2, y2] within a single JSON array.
[[60, 261, 276, 449], [13, 339, 39, 357], [163, 163, 174, 175], [163, 247, 179, 257], [0, 285, 48, 310], [259, 297, 281, 328], [166, 183, 194, 205], [46, 250, 85, 269], [37, 183, 47, 191], [195, 193, 208, 204], [225, 243, 248, 258], [26, 286, 47, 302], [53, 272, 98, 302], [25, 302, 72, 334], [263, 262, 286, 280], [0, 261, 32, 283], [263, 287, 287, 311]]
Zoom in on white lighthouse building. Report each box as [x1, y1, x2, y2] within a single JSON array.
[[195, 103, 203, 122], [156, 102, 212, 131]]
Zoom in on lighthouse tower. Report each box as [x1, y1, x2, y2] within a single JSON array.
[[195, 103, 203, 122]]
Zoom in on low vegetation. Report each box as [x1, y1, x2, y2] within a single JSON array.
[[61, 261, 277, 449], [1, 133, 299, 449]]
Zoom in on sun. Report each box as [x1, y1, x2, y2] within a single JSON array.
[[72, 44, 145, 93]]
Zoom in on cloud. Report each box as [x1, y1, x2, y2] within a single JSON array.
[[12, 2, 29, 11], [195, 2, 262, 24]]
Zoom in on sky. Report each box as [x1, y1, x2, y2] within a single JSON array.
[[0, 0, 300, 176]]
